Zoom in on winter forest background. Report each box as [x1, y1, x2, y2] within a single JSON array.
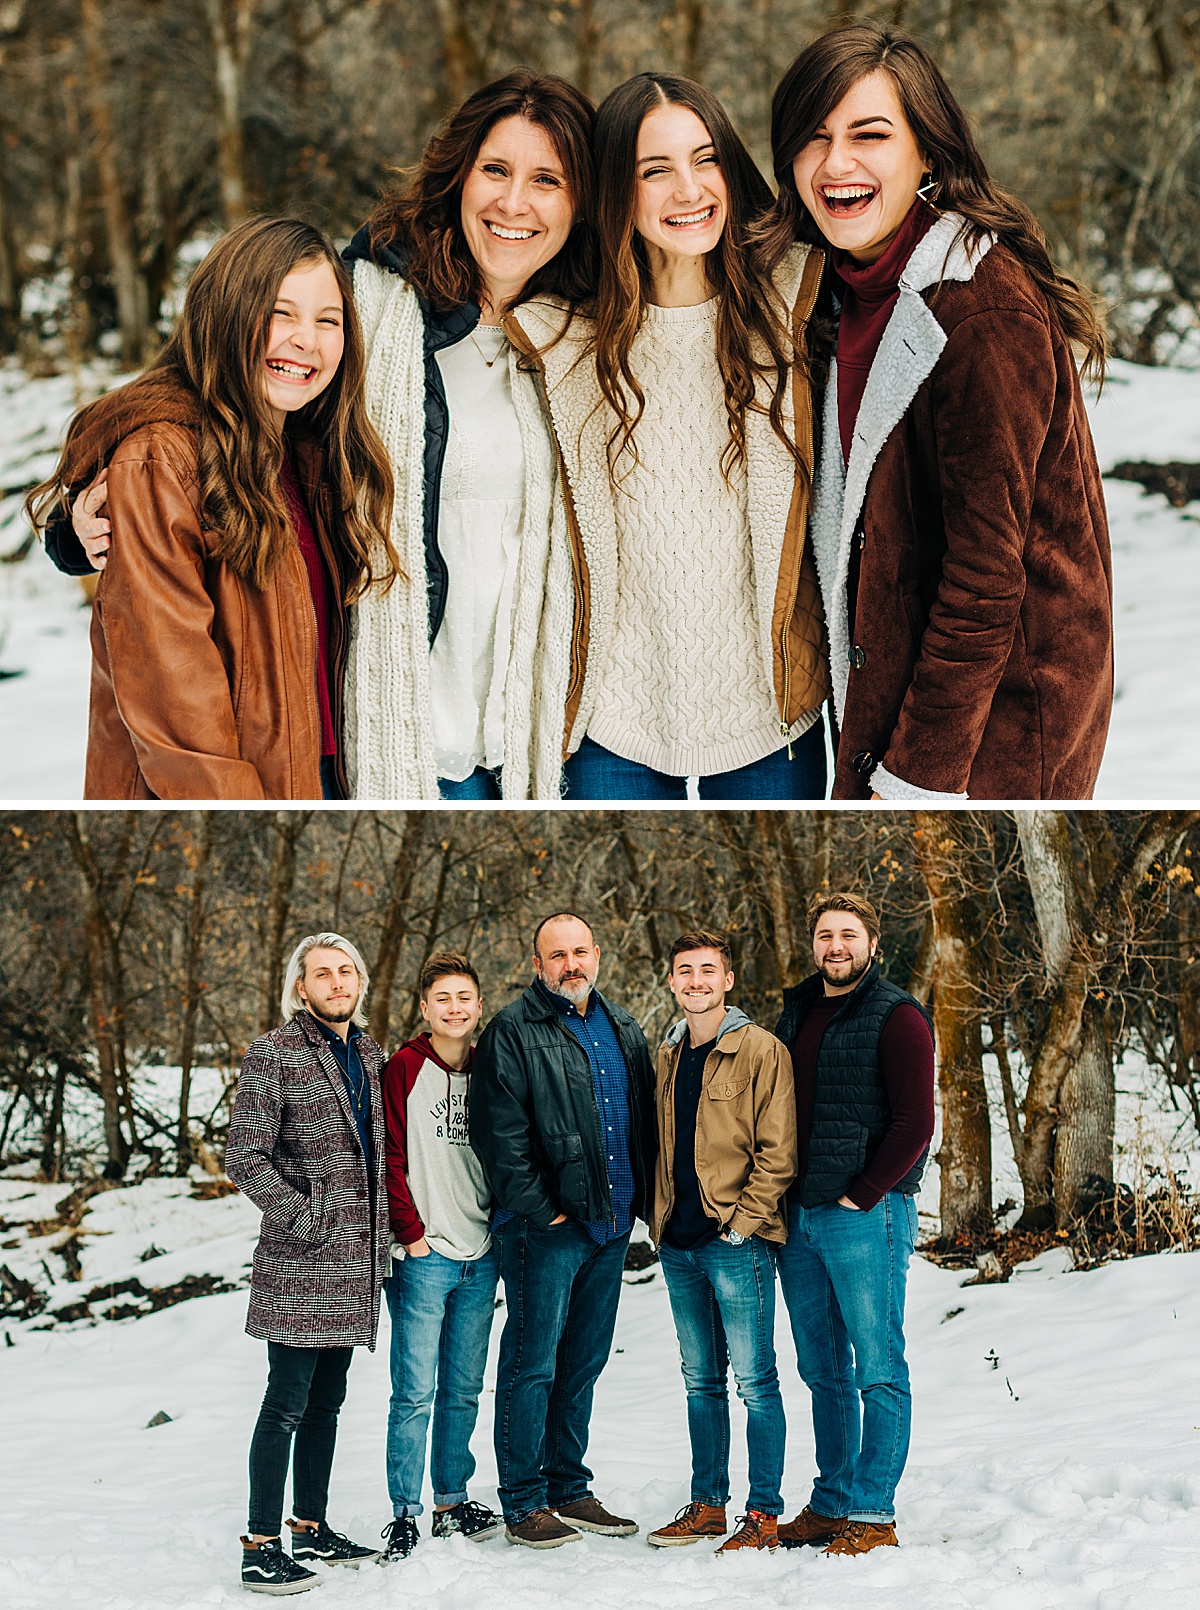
[[3, 807, 1200, 1256], [0, 1, 1199, 366]]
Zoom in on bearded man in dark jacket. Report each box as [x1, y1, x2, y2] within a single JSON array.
[[773, 892, 935, 1559], [469, 912, 656, 1550]]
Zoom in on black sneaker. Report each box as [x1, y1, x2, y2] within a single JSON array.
[[432, 1500, 504, 1542], [286, 1519, 379, 1567], [241, 1536, 321, 1595], [379, 1515, 420, 1562]]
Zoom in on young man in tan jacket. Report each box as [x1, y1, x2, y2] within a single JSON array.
[[646, 930, 797, 1556]]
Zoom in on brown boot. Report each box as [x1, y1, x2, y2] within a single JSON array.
[[552, 1496, 638, 1536], [715, 1510, 778, 1554], [647, 1502, 727, 1547], [504, 1509, 582, 1549], [824, 1520, 898, 1556], [777, 1506, 848, 1549]]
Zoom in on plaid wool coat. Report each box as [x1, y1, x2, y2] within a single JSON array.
[[226, 1011, 389, 1348]]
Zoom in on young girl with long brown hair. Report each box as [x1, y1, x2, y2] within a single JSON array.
[[30, 215, 398, 800], [764, 23, 1112, 801], [512, 73, 831, 800]]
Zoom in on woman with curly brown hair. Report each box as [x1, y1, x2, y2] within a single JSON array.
[[30, 215, 399, 800], [343, 70, 597, 800], [763, 23, 1113, 801]]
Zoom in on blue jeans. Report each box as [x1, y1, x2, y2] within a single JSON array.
[[775, 1192, 917, 1522], [384, 1244, 500, 1517], [561, 720, 827, 801], [492, 1217, 629, 1520], [658, 1236, 786, 1514], [438, 767, 501, 800]]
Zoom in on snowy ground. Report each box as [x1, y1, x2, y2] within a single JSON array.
[[0, 356, 1198, 801], [3, 1169, 1200, 1610]]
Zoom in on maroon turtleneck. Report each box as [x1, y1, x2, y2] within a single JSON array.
[[833, 199, 938, 467]]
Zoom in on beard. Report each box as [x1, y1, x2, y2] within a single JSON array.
[[306, 996, 359, 1025], [816, 951, 873, 989], [544, 968, 596, 1005]]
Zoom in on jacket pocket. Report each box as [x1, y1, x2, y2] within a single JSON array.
[[706, 1072, 751, 1101], [544, 1132, 587, 1212]]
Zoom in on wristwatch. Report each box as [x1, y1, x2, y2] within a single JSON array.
[[725, 1229, 746, 1246]]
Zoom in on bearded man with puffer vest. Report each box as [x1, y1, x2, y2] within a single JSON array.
[[773, 892, 935, 1558], [647, 930, 796, 1557]]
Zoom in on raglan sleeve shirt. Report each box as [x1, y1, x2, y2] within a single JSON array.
[[380, 1044, 426, 1244]]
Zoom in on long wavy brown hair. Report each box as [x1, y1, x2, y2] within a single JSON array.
[[29, 215, 400, 598], [761, 22, 1107, 382], [366, 70, 597, 312], [591, 74, 805, 483]]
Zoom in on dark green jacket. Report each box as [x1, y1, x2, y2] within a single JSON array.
[[469, 980, 657, 1230]]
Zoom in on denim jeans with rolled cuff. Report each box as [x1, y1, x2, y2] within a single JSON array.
[[561, 721, 827, 802], [657, 1234, 786, 1515], [247, 1342, 353, 1537], [384, 1242, 500, 1517], [775, 1190, 917, 1523], [492, 1215, 629, 1521]]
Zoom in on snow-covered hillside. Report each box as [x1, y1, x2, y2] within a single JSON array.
[[1, 357, 1198, 800], [1, 1173, 1199, 1610]]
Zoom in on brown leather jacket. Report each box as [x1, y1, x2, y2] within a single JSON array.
[[85, 423, 341, 800]]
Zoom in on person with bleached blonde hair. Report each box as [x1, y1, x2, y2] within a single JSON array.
[[226, 932, 389, 1594]]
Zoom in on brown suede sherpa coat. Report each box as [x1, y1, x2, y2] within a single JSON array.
[[809, 212, 1113, 801]]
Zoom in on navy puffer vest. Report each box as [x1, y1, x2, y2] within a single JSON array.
[[775, 962, 932, 1207]]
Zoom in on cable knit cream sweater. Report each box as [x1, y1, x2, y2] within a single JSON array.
[[512, 245, 823, 779], [586, 298, 800, 776]]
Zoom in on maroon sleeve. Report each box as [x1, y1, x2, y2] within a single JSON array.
[[845, 1004, 935, 1212], [381, 1046, 426, 1243]]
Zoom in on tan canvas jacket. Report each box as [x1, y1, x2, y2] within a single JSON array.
[[651, 1009, 797, 1246]]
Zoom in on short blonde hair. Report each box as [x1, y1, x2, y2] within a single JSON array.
[[281, 932, 370, 1027]]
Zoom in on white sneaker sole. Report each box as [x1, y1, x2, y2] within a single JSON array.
[[554, 1514, 638, 1536], [647, 1531, 724, 1546]]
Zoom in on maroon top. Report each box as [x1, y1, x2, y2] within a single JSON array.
[[280, 452, 336, 757], [789, 993, 935, 1211], [833, 200, 938, 467], [380, 1034, 474, 1243]]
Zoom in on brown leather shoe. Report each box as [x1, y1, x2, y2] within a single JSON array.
[[777, 1506, 848, 1549], [715, 1510, 778, 1554], [824, 1520, 898, 1555], [552, 1496, 638, 1536], [504, 1509, 582, 1548], [647, 1502, 727, 1547]]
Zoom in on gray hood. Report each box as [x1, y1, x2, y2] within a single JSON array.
[[664, 1004, 753, 1050]]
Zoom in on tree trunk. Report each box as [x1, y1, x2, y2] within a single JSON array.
[[432, 0, 482, 107], [0, 118, 19, 354], [177, 812, 216, 1172], [755, 811, 801, 993], [912, 812, 993, 1240], [675, 0, 705, 78], [79, 0, 149, 364], [203, 0, 255, 226], [1014, 810, 1113, 1227], [258, 811, 312, 1035], [369, 814, 427, 1049], [40, 1060, 68, 1181], [64, 813, 130, 1178]]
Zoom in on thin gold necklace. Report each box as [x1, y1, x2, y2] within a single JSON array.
[[469, 324, 507, 368]]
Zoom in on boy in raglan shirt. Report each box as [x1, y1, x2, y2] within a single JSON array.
[[378, 953, 503, 1563]]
